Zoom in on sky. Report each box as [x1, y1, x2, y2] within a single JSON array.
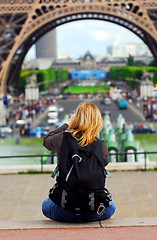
[[25, 20, 144, 60]]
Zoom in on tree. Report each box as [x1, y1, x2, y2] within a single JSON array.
[[149, 59, 157, 67], [127, 54, 135, 66], [134, 60, 146, 67]]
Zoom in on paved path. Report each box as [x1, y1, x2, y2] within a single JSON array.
[[0, 171, 157, 221], [1, 167, 157, 239]]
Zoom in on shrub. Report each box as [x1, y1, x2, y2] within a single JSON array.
[[110, 66, 157, 85], [19, 68, 68, 91]]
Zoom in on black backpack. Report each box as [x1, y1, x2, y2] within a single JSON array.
[[49, 132, 112, 213]]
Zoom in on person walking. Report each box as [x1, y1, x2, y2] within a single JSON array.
[[42, 102, 115, 222]]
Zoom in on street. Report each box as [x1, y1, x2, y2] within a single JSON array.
[[47, 97, 143, 128]]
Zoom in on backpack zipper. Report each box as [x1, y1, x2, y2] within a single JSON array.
[[72, 154, 82, 162], [65, 154, 82, 182], [65, 164, 74, 181]]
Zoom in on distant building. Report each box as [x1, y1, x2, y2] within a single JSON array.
[[124, 43, 137, 57], [80, 51, 97, 69], [107, 45, 112, 57], [107, 43, 120, 57], [112, 43, 120, 57], [22, 51, 127, 71], [53, 57, 80, 70], [124, 43, 152, 57], [36, 29, 57, 59], [136, 43, 152, 56]]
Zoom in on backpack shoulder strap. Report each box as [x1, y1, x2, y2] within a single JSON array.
[[59, 132, 80, 162], [51, 165, 59, 178], [60, 132, 105, 169]]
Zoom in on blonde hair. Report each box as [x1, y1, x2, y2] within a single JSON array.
[[69, 102, 103, 147]]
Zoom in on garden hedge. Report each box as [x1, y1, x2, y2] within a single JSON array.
[[110, 66, 157, 86], [19, 68, 68, 91]]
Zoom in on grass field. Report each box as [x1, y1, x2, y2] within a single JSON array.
[[62, 85, 109, 94], [0, 137, 43, 146], [0, 137, 47, 165], [134, 134, 157, 162], [134, 134, 157, 151]]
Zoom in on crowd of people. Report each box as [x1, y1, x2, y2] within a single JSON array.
[[124, 89, 157, 122], [5, 94, 56, 136], [143, 98, 157, 122]]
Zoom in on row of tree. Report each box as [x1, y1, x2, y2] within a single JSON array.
[[19, 68, 69, 92], [110, 55, 157, 87], [110, 66, 157, 87], [127, 54, 157, 67]]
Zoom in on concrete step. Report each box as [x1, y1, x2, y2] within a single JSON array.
[[0, 217, 157, 230], [0, 161, 157, 174]]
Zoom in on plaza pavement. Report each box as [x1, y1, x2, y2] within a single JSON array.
[[0, 171, 157, 239], [1, 171, 157, 222]]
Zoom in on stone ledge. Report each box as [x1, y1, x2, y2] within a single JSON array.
[[0, 220, 99, 229], [0, 161, 157, 174], [0, 217, 157, 230]]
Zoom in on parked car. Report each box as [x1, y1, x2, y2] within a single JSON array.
[[47, 105, 58, 118], [39, 123, 50, 132], [118, 100, 127, 109], [47, 117, 59, 125], [62, 95, 68, 99], [47, 105, 59, 125], [29, 128, 48, 136], [101, 110, 111, 117], [0, 130, 6, 138], [15, 119, 26, 127], [100, 97, 111, 105], [0, 125, 12, 135], [132, 124, 156, 134], [57, 105, 64, 114], [104, 97, 111, 105]]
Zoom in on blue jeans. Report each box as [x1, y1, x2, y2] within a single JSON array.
[[42, 198, 116, 223]]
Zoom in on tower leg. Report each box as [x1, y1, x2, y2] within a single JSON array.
[[0, 94, 6, 125]]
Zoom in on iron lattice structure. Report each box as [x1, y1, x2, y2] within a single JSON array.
[[0, 0, 157, 94]]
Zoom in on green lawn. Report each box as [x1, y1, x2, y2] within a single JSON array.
[[134, 134, 157, 162], [0, 137, 49, 165], [0, 137, 43, 146], [62, 85, 109, 94], [134, 134, 157, 151]]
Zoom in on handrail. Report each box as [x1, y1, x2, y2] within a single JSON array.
[[0, 151, 157, 173], [0, 154, 57, 174], [0, 154, 55, 158], [1, 151, 157, 158]]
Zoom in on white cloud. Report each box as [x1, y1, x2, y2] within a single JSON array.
[[115, 33, 122, 43], [90, 30, 111, 42]]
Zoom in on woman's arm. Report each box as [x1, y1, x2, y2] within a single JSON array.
[[43, 123, 69, 152], [101, 140, 110, 166]]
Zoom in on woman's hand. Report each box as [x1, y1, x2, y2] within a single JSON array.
[[67, 113, 76, 127]]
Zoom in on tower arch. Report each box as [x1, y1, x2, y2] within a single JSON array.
[[0, 0, 157, 94]]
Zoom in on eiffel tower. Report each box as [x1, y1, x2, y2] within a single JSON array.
[[0, 0, 157, 95]]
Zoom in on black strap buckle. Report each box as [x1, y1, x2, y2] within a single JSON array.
[[51, 166, 59, 178], [61, 190, 67, 208], [89, 193, 95, 211], [97, 203, 105, 215]]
